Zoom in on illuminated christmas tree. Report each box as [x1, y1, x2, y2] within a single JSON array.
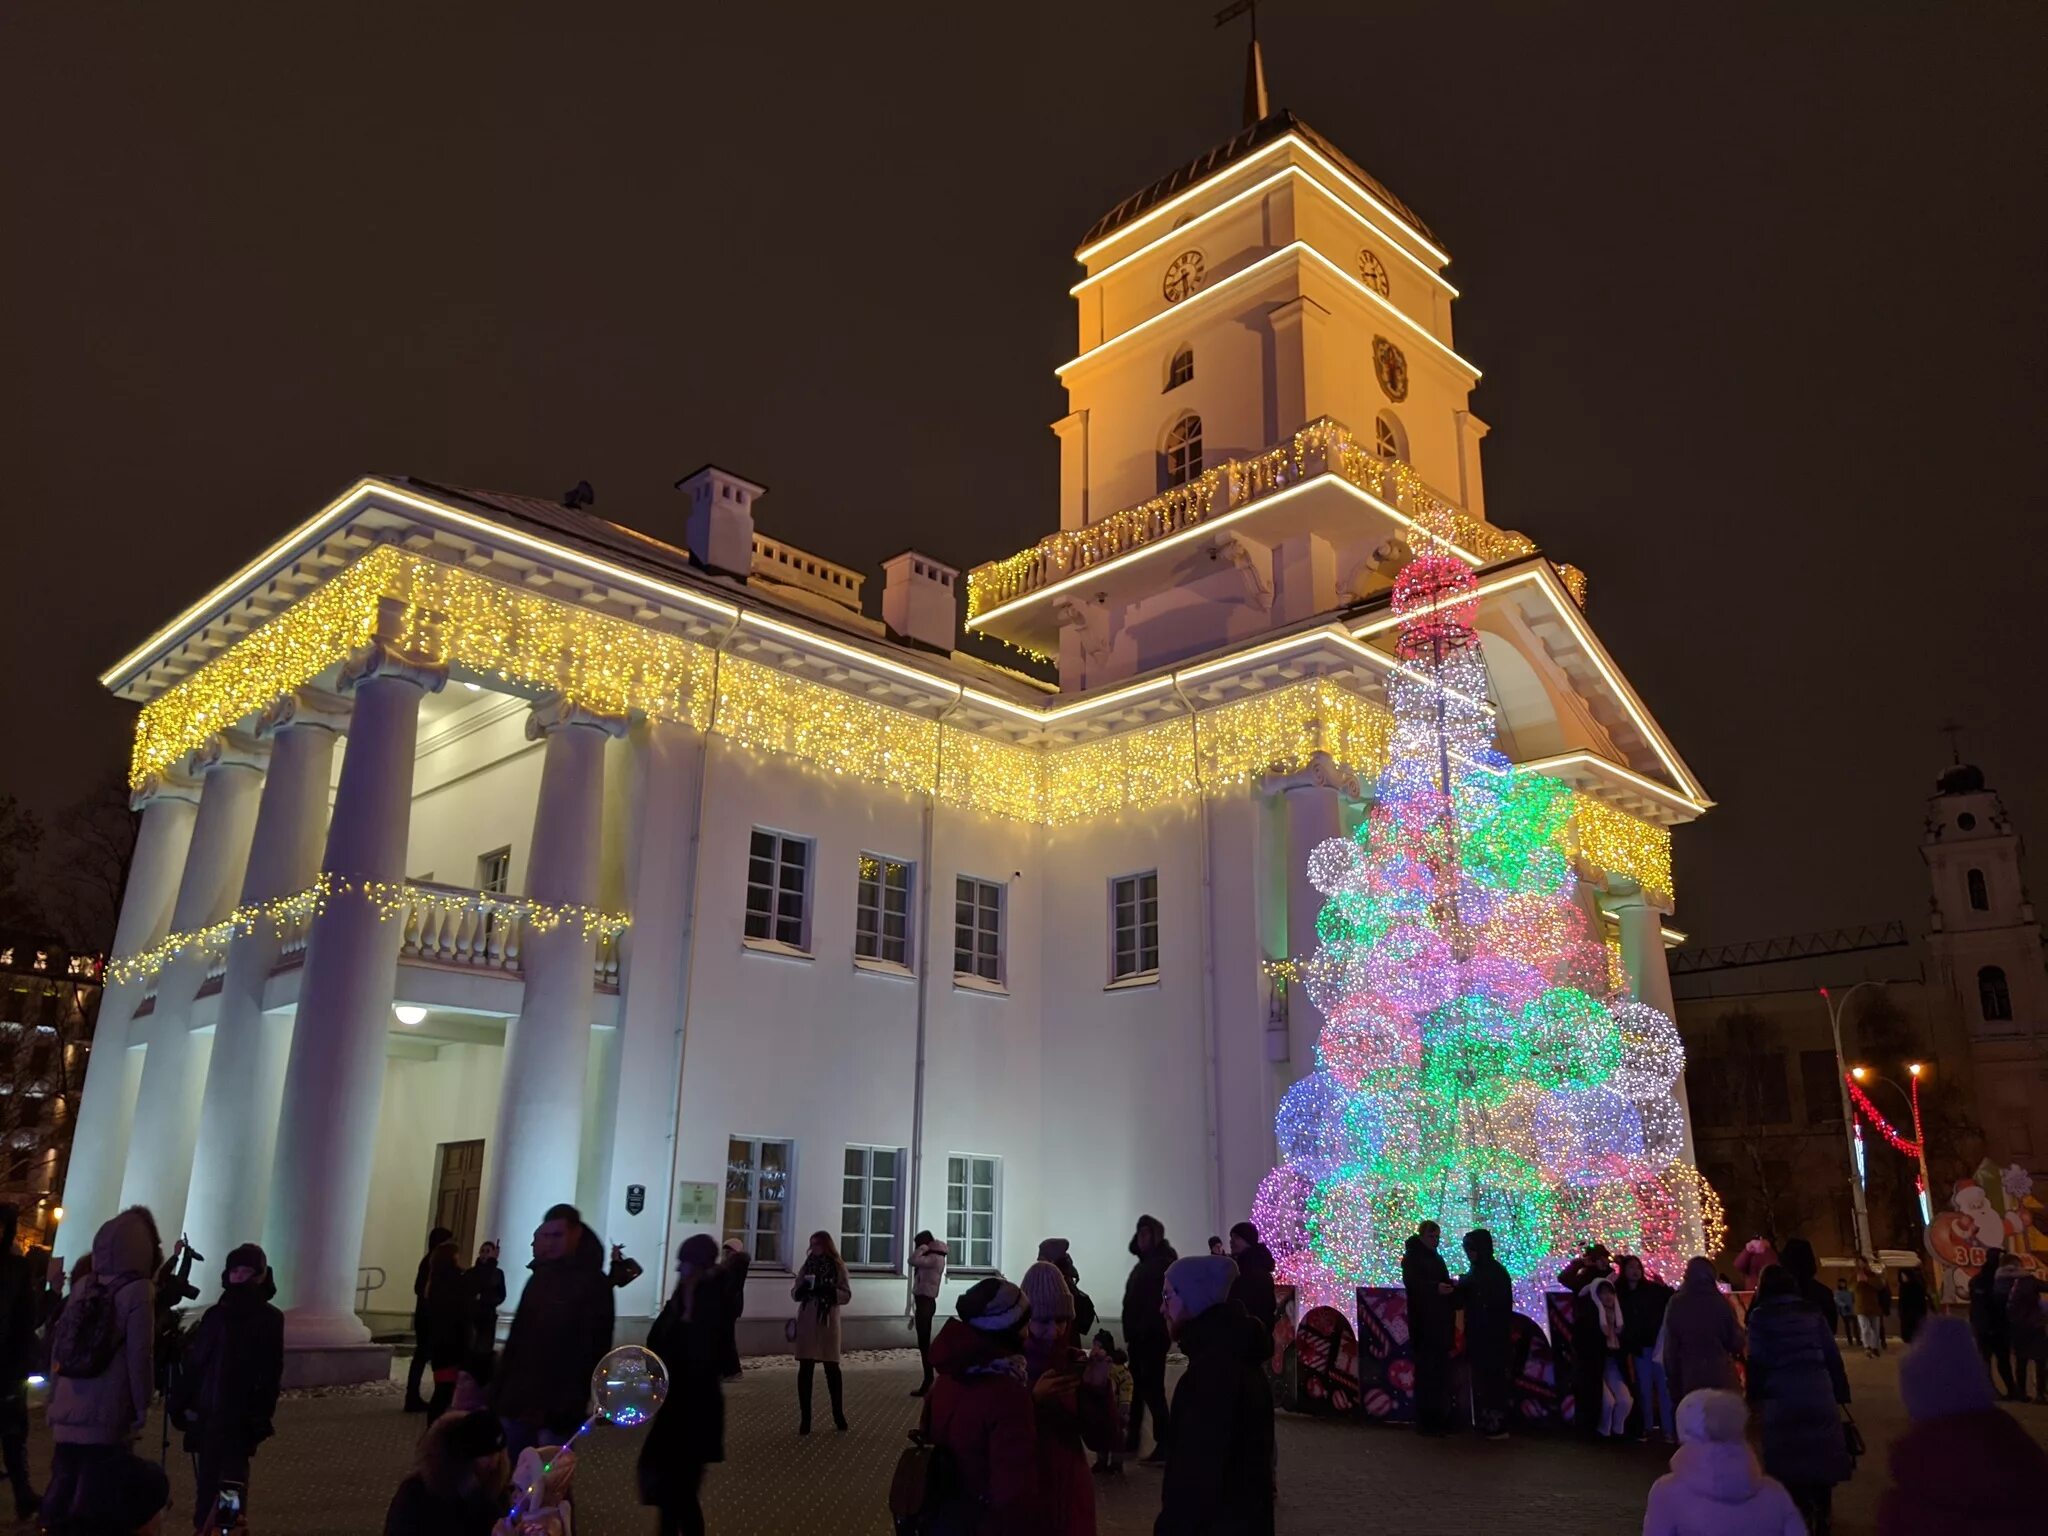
[[1252, 522, 1721, 1315]]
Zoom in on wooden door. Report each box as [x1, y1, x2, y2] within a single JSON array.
[[433, 1139, 485, 1259]]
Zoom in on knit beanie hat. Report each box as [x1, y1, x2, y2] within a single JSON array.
[[1229, 1221, 1259, 1247], [1165, 1254, 1238, 1320], [677, 1233, 719, 1271], [1675, 1388, 1749, 1445], [1037, 1237, 1071, 1263], [956, 1275, 1031, 1332], [1899, 1315, 1995, 1422], [1021, 1260, 1075, 1322]]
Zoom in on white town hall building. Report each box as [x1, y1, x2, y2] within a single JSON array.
[[63, 102, 1708, 1376]]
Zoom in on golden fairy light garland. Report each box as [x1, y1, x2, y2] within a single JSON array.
[[121, 551, 1671, 891], [107, 874, 631, 987], [964, 418, 1541, 619]]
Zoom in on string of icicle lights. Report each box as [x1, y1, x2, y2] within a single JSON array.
[[1252, 511, 1721, 1316]]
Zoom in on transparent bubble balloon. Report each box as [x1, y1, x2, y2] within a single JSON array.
[[591, 1344, 668, 1428]]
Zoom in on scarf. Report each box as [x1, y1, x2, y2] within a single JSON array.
[[801, 1251, 841, 1321]]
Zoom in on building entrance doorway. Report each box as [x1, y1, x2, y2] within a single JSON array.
[[433, 1139, 485, 1259]]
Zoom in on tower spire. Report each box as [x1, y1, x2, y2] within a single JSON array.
[[1215, 0, 1271, 127]]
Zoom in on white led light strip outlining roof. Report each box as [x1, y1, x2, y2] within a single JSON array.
[[1055, 240, 1479, 382], [1069, 166, 1458, 300], [1075, 132, 1452, 269]]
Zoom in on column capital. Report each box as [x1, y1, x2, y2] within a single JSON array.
[[190, 729, 269, 777], [131, 768, 203, 811], [526, 696, 630, 743], [259, 686, 351, 739], [340, 642, 448, 700], [1259, 749, 1360, 800]]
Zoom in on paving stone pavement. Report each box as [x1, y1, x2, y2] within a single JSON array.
[[20, 1345, 2048, 1534]]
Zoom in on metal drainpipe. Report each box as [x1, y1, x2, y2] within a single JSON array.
[[655, 611, 741, 1290], [904, 686, 964, 1320], [1172, 671, 1226, 1235]]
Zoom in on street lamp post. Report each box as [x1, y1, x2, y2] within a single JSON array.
[[1852, 1063, 1936, 1230], [1820, 984, 1880, 1264]]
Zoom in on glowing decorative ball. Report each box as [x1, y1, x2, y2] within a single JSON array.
[[1306, 1170, 1425, 1288], [1609, 1001, 1685, 1100], [1277, 1072, 1365, 1178], [1520, 988, 1621, 1092], [1532, 1086, 1644, 1172], [1418, 998, 1520, 1105], [1251, 1165, 1316, 1267], [1307, 835, 1365, 897], [1317, 997, 1417, 1090], [1549, 1174, 1644, 1256], [590, 1344, 668, 1427], [1423, 1149, 1556, 1276], [1637, 1093, 1687, 1164]]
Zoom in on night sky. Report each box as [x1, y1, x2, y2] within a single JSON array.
[[4, 3, 2042, 947]]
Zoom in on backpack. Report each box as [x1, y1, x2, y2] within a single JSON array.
[[888, 1430, 973, 1536], [51, 1275, 125, 1379]]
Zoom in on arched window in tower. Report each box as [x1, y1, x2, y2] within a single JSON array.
[[1968, 868, 1990, 911], [1166, 346, 1194, 391], [1375, 410, 1408, 461], [1163, 414, 1203, 488], [1979, 965, 2012, 1022]]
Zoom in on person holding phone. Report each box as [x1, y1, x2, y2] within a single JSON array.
[[171, 1244, 283, 1532]]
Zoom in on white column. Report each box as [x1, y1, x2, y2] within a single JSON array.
[[61, 772, 201, 1244], [266, 631, 444, 1348], [119, 733, 267, 1234], [183, 690, 345, 1297], [480, 699, 621, 1299], [1613, 890, 1697, 1162], [1266, 751, 1357, 1075], [602, 717, 700, 1319]]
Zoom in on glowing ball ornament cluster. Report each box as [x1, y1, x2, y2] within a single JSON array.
[[1253, 523, 1721, 1312]]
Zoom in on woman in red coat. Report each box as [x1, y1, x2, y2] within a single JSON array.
[[1879, 1315, 2047, 1536], [1019, 1261, 1121, 1536], [925, 1277, 1041, 1535]]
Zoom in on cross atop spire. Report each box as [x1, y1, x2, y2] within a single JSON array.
[[1939, 719, 1966, 767], [1215, 0, 1270, 127]]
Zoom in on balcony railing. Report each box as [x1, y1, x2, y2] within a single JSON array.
[[964, 417, 1540, 621], [112, 876, 630, 997]]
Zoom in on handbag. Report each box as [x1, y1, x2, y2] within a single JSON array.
[[1842, 1408, 1865, 1465], [784, 1316, 799, 1344], [888, 1430, 970, 1535]]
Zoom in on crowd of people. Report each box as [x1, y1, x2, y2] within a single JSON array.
[[18, 1192, 2048, 1536]]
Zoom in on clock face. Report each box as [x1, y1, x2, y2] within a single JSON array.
[[1161, 249, 1206, 304], [1357, 248, 1390, 297], [1373, 336, 1409, 402]]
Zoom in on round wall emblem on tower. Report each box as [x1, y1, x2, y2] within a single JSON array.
[[1372, 336, 1409, 402]]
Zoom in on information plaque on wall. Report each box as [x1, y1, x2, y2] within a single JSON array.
[[675, 1180, 719, 1225], [625, 1184, 645, 1216]]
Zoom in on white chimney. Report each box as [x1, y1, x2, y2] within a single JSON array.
[[676, 464, 765, 577], [881, 551, 959, 653]]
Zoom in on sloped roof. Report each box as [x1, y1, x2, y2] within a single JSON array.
[[1077, 108, 1437, 253]]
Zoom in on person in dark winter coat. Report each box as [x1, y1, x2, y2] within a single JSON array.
[[1457, 1229, 1515, 1439], [1555, 1242, 1613, 1293], [1895, 1266, 1927, 1345], [464, 1240, 505, 1356], [1156, 1255, 1275, 1536], [1120, 1216, 1177, 1462], [169, 1243, 283, 1530], [1968, 1249, 2017, 1397], [1660, 1256, 1745, 1406], [1019, 1262, 1119, 1536], [1877, 1315, 2048, 1536], [715, 1238, 750, 1381], [38, 1446, 168, 1536], [639, 1234, 727, 1536], [0, 1205, 42, 1518], [492, 1204, 614, 1463], [925, 1276, 1042, 1536], [1617, 1254, 1676, 1442], [1746, 1265, 1853, 1534], [1225, 1223, 1278, 1345], [383, 1409, 512, 1536], [1037, 1239, 1097, 1342], [416, 1242, 472, 1422], [2006, 1270, 2047, 1401], [403, 1225, 454, 1414], [1775, 1238, 1837, 1325], [1403, 1222, 1456, 1435]]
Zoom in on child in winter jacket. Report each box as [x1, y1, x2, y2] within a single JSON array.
[[1642, 1389, 1805, 1536], [1090, 1331, 1133, 1474]]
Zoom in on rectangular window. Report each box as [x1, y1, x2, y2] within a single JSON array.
[[745, 829, 811, 950], [723, 1136, 794, 1267], [1110, 872, 1160, 980], [841, 1145, 902, 1269], [945, 1153, 999, 1272], [854, 855, 913, 967], [1799, 1050, 1841, 1126], [1750, 1052, 1792, 1125], [954, 877, 1005, 984], [476, 846, 511, 894]]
